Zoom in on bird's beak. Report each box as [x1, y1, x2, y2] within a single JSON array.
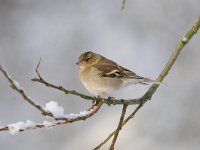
[[76, 61, 79, 65]]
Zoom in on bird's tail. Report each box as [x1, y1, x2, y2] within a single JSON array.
[[140, 77, 165, 85]]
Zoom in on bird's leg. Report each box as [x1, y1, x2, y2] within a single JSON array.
[[92, 97, 97, 104]]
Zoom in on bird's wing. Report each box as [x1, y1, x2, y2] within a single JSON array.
[[94, 61, 143, 79]]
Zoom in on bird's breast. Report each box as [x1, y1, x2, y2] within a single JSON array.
[[79, 67, 123, 96]]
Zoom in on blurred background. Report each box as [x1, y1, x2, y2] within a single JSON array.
[[0, 0, 200, 150]]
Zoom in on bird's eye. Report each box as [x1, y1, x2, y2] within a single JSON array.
[[85, 57, 91, 62]]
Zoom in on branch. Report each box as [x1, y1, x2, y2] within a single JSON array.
[[31, 17, 200, 107], [0, 98, 103, 134], [0, 65, 51, 117], [93, 104, 141, 150], [32, 78, 141, 105], [31, 62, 142, 106], [93, 17, 200, 149], [0, 16, 199, 149], [0, 64, 103, 134], [0, 120, 66, 134], [109, 104, 128, 150], [53, 100, 103, 122]]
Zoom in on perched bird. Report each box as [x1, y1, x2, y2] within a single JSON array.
[[76, 51, 160, 97]]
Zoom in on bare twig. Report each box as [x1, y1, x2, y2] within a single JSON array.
[[32, 77, 142, 105], [36, 58, 42, 79], [93, 17, 200, 149], [93, 104, 141, 150], [0, 65, 51, 117], [121, 0, 126, 10], [109, 104, 128, 150]]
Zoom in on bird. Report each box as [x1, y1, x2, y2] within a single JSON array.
[[76, 51, 160, 97]]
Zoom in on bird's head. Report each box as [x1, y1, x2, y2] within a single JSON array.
[[76, 51, 102, 68]]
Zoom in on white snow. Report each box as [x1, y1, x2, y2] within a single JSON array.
[[44, 101, 65, 118], [43, 120, 53, 128], [6, 100, 97, 134], [64, 109, 95, 119], [65, 113, 79, 119], [80, 110, 88, 116], [26, 120, 36, 129], [8, 120, 36, 135], [8, 122, 25, 135], [13, 80, 22, 89], [44, 101, 97, 120]]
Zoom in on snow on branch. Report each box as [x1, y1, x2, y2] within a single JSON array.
[[0, 120, 65, 135], [0, 99, 103, 134], [0, 65, 103, 134], [44, 100, 103, 121]]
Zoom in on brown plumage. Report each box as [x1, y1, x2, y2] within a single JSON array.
[[77, 51, 160, 97]]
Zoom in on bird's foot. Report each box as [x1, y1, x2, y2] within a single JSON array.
[[107, 96, 115, 106], [92, 95, 104, 104]]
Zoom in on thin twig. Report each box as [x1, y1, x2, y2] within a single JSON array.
[[0, 65, 51, 117], [121, 0, 126, 10], [93, 17, 200, 149], [93, 104, 141, 150], [36, 58, 42, 79], [109, 104, 128, 150], [32, 76, 142, 105]]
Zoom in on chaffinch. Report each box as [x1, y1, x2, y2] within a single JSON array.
[[77, 51, 160, 97]]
